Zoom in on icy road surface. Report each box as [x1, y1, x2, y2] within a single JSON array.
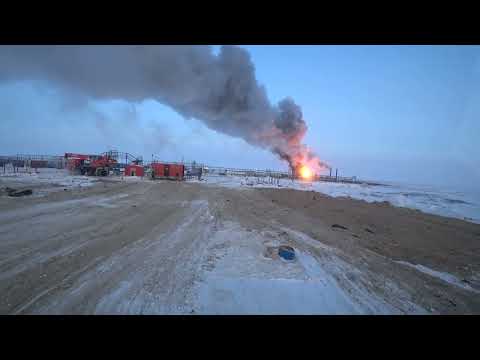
[[1, 173, 479, 314]]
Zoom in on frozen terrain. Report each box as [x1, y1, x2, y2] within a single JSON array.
[[0, 167, 98, 195], [1, 169, 479, 314], [193, 222, 419, 314], [194, 175, 480, 224]]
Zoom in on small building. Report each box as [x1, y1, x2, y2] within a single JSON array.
[[125, 164, 145, 177], [151, 163, 184, 180]]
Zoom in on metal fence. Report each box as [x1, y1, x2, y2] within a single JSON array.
[[145, 159, 359, 184], [0, 153, 360, 184], [0, 155, 65, 169]]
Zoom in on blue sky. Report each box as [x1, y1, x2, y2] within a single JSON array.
[[1, 45, 479, 189]]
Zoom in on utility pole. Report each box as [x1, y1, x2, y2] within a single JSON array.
[[335, 168, 338, 182]]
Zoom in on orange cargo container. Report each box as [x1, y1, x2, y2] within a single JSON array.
[[151, 163, 184, 180], [125, 164, 144, 177]]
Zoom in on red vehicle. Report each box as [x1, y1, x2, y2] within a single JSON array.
[[65, 153, 90, 173], [150, 163, 184, 180], [82, 155, 118, 176], [65, 153, 117, 176]]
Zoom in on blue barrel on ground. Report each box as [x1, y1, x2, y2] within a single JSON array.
[[278, 246, 295, 260]]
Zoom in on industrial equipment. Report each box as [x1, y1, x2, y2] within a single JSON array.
[[80, 154, 118, 176]]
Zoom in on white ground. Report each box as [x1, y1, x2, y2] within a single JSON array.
[[192, 175, 480, 224], [192, 221, 417, 314], [395, 261, 480, 294], [4, 168, 477, 224], [1, 169, 478, 314], [0, 167, 98, 192]]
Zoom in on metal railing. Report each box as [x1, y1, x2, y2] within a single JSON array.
[[0, 153, 360, 184], [0, 155, 65, 169]]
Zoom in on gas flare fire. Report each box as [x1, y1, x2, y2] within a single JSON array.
[[299, 165, 312, 180]]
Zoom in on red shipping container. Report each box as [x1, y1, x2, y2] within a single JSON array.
[[125, 164, 144, 177], [151, 163, 184, 180]]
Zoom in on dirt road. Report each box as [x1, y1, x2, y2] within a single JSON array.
[[1, 178, 479, 314]]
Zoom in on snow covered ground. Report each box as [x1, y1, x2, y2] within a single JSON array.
[[2, 172, 476, 314], [0, 168, 98, 190], [192, 221, 424, 314], [2, 168, 478, 223], [395, 261, 480, 294], [193, 175, 480, 224]]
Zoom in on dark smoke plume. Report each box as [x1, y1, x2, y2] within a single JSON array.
[[0, 45, 325, 169]]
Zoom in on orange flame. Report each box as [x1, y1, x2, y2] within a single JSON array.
[[299, 165, 312, 180], [254, 125, 330, 178]]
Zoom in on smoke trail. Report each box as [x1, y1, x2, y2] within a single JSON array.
[[0, 45, 327, 170]]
